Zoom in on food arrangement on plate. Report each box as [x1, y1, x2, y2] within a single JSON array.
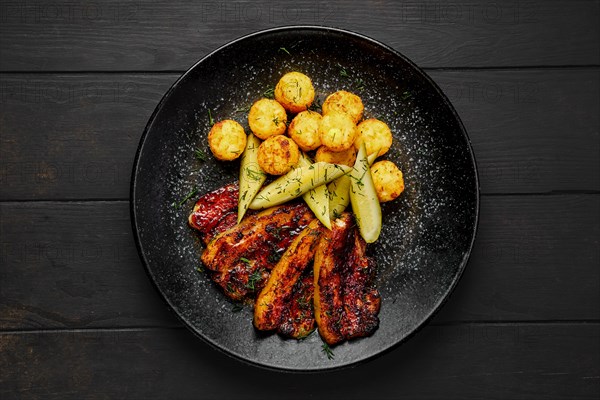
[[188, 72, 405, 346]]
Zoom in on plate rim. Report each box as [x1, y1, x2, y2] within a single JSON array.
[[130, 24, 481, 372]]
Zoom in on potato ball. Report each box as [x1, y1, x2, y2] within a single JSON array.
[[257, 135, 300, 175], [322, 90, 364, 123], [315, 146, 356, 167], [318, 111, 358, 152], [287, 110, 322, 151], [355, 118, 393, 157], [207, 120, 247, 161], [274, 72, 315, 113], [370, 160, 404, 202], [248, 98, 288, 140]]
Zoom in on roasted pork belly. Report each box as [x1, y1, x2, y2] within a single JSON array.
[[254, 219, 322, 335], [188, 183, 239, 244], [201, 202, 315, 300], [313, 213, 380, 345]]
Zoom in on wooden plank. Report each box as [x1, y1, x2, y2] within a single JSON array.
[[1, 69, 598, 200], [0, 0, 598, 71], [0, 195, 598, 330], [0, 201, 179, 330], [0, 323, 598, 399]]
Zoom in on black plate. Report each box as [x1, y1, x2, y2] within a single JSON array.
[[131, 26, 479, 371]]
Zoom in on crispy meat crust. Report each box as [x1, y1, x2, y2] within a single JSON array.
[[202, 202, 315, 300], [313, 213, 380, 345], [188, 183, 240, 244], [254, 219, 322, 332], [189, 184, 380, 341]]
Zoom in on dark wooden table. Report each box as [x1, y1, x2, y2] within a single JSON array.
[[1, 1, 598, 398]]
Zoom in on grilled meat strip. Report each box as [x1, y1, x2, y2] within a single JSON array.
[[188, 183, 239, 244], [277, 266, 316, 339], [254, 219, 322, 333], [313, 213, 381, 345], [203, 202, 315, 300]]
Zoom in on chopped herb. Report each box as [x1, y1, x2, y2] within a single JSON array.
[[245, 270, 262, 290], [402, 90, 412, 100], [338, 63, 350, 78], [297, 296, 310, 308], [272, 116, 281, 126], [231, 304, 244, 313], [195, 265, 204, 273], [279, 47, 291, 55], [246, 167, 265, 181], [354, 78, 366, 92], [240, 257, 252, 265], [236, 105, 251, 113], [207, 109, 215, 126], [308, 97, 322, 112], [172, 187, 198, 209], [263, 87, 275, 99], [194, 147, 207, 162], [332, 209, 341, 219], [321, 343, 334, 360]]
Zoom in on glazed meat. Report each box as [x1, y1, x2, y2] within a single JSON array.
[[313, 213, 380, 345], [254, 219, 322, 336], [188, 183, 240, 244], [189, 184, 380, 343], [278, 265, 316, 339], [201, 202, 315, 300]]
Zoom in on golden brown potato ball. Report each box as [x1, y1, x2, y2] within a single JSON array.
[[287, 110, 322, 151], [257, 135, 300, 175], [207, 120, 247, 161], [318, 111, 358, 152], [370, 160, 404, 202], [322, 90, 364, 124], [248, 98, 288, 140], [355, 118, 393, 157], [274, 72, 315, 113], [315, 146, 356, 167]]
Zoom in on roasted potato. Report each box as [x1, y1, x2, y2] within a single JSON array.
[[315, 145, 356, 167], [248, 98, 288, 140], [207, 120, 247, 161], [257, 135, 300, 175], [318, 111, 358, 152], [356, 118, 393, 157], [370, 160, 404, 202], [322, 90, 364, 123], [274, 72, 315, 113], [287, 110, 322, 151]]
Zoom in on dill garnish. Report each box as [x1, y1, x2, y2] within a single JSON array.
[[172, 187, 198, 209], [207, 109, 215, 126], [231, 304, 244, 313], [194, 147, 207, 161], [321, 343, 334, 360], [245, 270, 262, 290], [263, 87, 275, 99]]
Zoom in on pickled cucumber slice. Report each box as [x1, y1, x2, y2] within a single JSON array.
[[299, 154, 332, 229], [329, 151, 378, 220], [349, 142, 382, 243], [249, 162, 352, 210], [238, 134, 267, 222]]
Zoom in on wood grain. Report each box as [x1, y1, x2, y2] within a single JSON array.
[[1, 68, 598, 200], [0, 0, 598, 71], [1, 195, 597, 330], [1, 323, 598, 399]]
